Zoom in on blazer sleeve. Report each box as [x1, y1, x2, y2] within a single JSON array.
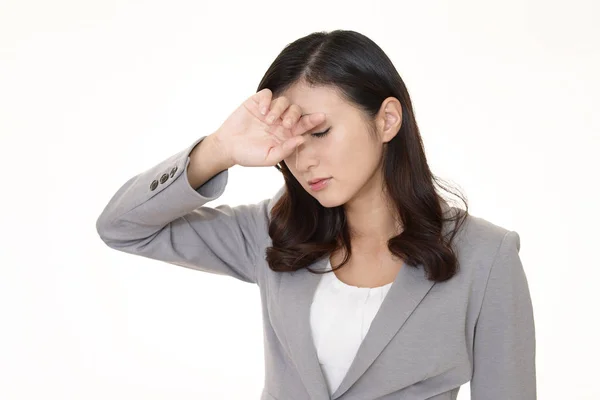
[[470, 230, 537, 399], [95, 135, 269, 285]]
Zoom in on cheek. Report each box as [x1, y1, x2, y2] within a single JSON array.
[[339, 147, 381, 183]]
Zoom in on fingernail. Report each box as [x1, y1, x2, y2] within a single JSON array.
[[267, 115, 275, 123], [260, 107, 267, 115]]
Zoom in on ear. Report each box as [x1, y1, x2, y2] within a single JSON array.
[[376, 97, 402, 144]]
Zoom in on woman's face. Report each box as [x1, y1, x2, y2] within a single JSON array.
[[280, 83, 390, 209]]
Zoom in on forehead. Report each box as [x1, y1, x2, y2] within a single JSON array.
[[278, 83, 347, 116]]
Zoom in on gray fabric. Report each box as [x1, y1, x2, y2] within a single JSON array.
[[96, 135, 536, 399]]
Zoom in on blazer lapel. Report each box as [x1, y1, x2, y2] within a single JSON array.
[[278, 256, 332, 400], [330, 263, 436, 399], [278, 254, 436, 399], [276, 198, 455, 399]]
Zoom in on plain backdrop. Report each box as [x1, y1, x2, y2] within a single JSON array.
[[1, 0, 599, 399]]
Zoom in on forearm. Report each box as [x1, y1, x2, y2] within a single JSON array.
[[187, 132, 234, 190]]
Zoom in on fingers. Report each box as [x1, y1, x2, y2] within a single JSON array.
[[253, 91, 326, 139], [264, 96, 291, 124], [251, 88, 273, 116], [266, 135, 305, 165], [279, 104, 302, 129], [291, 112, 326, 136]]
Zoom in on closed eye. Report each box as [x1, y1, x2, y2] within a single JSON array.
[[311, 127, 330, 138]]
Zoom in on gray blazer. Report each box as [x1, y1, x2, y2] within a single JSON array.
[[96, 135, 536, 400]]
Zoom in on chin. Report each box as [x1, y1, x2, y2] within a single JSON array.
[[314, 193, 346, 209]]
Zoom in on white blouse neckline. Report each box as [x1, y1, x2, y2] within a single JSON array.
[[327, 259, 394, 292]]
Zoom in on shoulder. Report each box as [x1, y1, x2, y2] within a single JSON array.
[[447, 207, 521, 282], [438, 195, 513, 256], [456, 209, 512, 249]]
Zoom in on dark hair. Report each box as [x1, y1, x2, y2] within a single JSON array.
[[259, 30, 469, 282]]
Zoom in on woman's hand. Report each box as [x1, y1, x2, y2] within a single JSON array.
[[213, 88, 326, 167]]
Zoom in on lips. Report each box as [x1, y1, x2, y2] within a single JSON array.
[[308, 177, 330, 185]]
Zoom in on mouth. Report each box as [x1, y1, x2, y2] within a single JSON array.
[[307, 177, 332, 185], [307, 177, 332, 191]]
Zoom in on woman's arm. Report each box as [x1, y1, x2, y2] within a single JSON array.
[[470, 230, 537, 399], [96, 135, 268, 285]]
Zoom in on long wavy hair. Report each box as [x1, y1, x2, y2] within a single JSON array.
[[259, 30, 469, 282]]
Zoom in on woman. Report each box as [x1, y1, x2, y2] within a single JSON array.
[[96, 30, 536, 399]]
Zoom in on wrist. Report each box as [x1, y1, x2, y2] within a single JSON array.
[[208, 131, 235, 170]]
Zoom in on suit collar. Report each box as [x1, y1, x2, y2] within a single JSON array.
[[277, 253, 437, 399], [270, 187, 455, 399]]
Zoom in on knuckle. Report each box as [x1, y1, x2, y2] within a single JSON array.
[[289, 104, 301, 117], [271, 97, 283, 112]]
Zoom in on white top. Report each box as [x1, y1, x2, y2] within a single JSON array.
[[310, 259, 394, 395]]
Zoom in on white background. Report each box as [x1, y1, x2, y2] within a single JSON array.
[[1, 0, 598, 399]]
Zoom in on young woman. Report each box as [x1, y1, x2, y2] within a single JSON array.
[[96, 30, 536, 400]]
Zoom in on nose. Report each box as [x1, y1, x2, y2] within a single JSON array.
[[291, 141, 319, 172]]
